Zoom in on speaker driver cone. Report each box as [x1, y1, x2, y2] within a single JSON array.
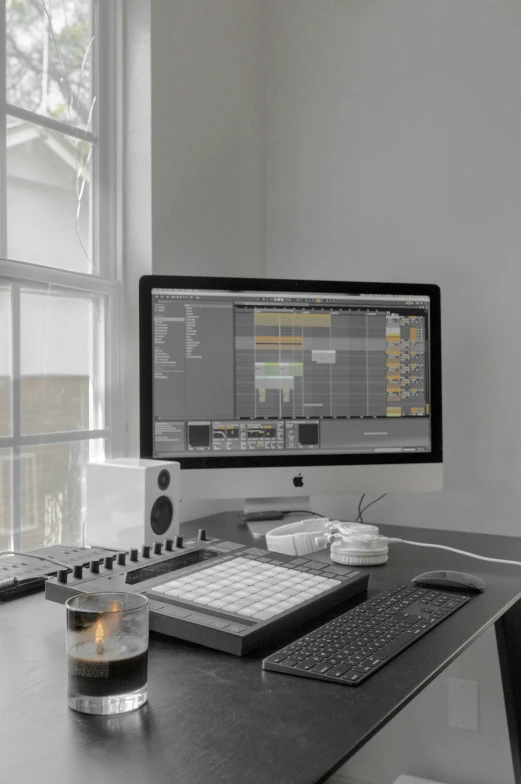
[[150, 496, 173, 536], [157, 469, 170, 491]]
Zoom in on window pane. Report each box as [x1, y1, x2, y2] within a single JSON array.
[[0, 449, 13, 551], [19, 439, 103, 551], [6, 0, 94, 130], [7, 119, 93, 271], [0, 287, 12, 437], [21, 287, 104, 435]]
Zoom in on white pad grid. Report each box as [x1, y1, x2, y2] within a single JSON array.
[[151, 557, 341, 622]]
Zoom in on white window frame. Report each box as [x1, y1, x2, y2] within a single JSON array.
[[0, 1, 123, 550]]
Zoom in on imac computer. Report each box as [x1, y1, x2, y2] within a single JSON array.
[[139, 276, 442, 528]]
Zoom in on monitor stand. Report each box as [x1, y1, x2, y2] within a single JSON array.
[[243, 497, 312, 539]]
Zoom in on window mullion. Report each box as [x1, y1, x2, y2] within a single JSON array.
[[0, 257, 119, 295], [11, 281, 20, 550], [93, 0, 119, 280], [0, 430, 108, 449], [0, 0, 7, 257]]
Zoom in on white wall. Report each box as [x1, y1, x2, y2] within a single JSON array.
[[124, 0, 266, 517], [150, 0, 266, 278], [266, 0, 521, 538], [265, 2, 521, 782], [123, 0, 152, 458]]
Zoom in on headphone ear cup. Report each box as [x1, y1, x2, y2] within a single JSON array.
[[338, 523, 380, 537], [330, 549, 388, 566], [330, 534, 389, 566]]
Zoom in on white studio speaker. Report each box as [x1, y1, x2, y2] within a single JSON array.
[[86, 458, 180, 550]]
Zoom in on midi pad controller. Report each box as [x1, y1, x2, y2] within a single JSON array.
[[45, 532, 369, 655]]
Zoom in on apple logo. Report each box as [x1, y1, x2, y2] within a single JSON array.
[[293, 474, 304, 488]]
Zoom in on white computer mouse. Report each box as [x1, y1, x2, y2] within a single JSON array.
[[412, 570, 485, 592]]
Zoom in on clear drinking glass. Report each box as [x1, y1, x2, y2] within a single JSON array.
[[66, 592, 149, 715]]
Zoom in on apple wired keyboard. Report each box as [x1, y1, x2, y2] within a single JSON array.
[[263, 584, 469, 684], [45, 535, 369, 655]]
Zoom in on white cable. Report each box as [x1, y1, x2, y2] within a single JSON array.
[[388, 538, 521, 568]]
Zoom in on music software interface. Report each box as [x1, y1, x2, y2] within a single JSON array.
[[151, 288, 432, 458]]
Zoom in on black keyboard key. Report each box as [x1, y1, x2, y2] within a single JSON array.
[[267, 654, 287, 664], [296, 660, 317, 671], [321, 657, 342, 668], [341, 671, 364, 683], [342, 657, 360, 667], [329, 664, 351, 678], [311, 663, 333, 674], [363, 657, 382, 668], [378, 632, 418, 659], [353, 665, 372, 674], [402, 615, 423, 625]]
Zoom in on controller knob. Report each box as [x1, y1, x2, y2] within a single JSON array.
[[164, 539, 173, 552], [104, 556, 114, 570], [90, 561, 100, 574], [175, 536, 184, 548], [154, 542, 162, 555], [117, 552, 127, 566], [57, 569, 68, 584], [130, 548, 139, 562], [198, 529, 208, 542], [142, 545, 151, 558], [73, 565, 83, 579]]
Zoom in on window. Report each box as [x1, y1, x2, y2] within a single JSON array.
[[0, 1, 121, 551]]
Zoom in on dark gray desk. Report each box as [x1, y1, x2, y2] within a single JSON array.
[[2, 517, 521, 784]]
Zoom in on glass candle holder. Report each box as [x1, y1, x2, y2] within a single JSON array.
[[66, 592, 149, 715]]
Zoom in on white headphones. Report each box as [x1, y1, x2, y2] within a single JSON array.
[[265, 518, 331, 557], [265, 518, 390, 566], [329, 528, 389, 566]]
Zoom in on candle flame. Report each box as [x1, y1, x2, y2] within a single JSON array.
[[94, 619, 105, 655], [92, 600, 124, 654]]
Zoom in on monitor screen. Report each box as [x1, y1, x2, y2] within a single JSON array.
[[140, 277, 441, 470]]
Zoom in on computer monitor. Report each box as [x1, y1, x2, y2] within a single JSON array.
[[139, 276, 442, 518]]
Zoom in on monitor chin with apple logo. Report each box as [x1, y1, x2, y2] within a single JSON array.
[[139, 275, 442, 533]]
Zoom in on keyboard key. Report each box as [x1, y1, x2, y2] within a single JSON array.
[[329, 665, 351, 678], [295, 660, 316, 671], [378, 632, 418, 659], [311, 664, 333, 674], [341, 671, 363, 683], [444, 600, 463, 609]]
